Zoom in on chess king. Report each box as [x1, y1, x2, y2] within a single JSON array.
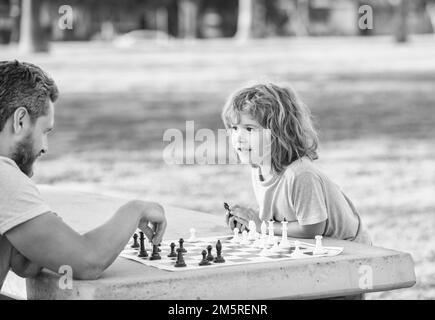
[[0, 61, 167, 292]]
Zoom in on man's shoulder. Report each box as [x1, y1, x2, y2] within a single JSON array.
[[0, 156, 35, 195]]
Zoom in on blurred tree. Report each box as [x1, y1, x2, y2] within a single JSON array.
[[235, 0, 253, 40], [19, 0, 50, 52], [178, 0, 198, 38], [394, 0, 409, 42]]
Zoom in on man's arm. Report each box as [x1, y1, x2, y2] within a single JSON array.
[[5, 200, 166, 280]]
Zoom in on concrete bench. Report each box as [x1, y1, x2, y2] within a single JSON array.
[[24, 186, 416, 300]]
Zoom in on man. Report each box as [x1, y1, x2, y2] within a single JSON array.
[[0, 60, 167, 292]]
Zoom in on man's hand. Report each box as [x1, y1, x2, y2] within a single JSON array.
[[136, 201, 167, 245], [9, 247, 42, 278]]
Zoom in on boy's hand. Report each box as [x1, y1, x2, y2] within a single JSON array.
[[137, 201, 167, 245], [226, 205, 261, 232]]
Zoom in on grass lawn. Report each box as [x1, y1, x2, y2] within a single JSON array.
[[1, 35, 434, 299]]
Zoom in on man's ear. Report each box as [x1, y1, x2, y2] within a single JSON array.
[[12, 107, 30, 134]]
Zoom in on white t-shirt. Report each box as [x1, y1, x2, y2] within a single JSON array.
[[0, 156, 51, 290], [251, 157, 371, 244]]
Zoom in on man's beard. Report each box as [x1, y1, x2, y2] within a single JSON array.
[[11, 133, 38, 177]]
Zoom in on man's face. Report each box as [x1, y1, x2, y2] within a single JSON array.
[[11, 102, 54, 177]]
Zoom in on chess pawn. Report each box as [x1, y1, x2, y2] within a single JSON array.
[[198, 250, 211, 266], [131, 233, 140, 248], [247, 221, 257, 240], [231, 228, 240, 243], [179, 238, 187, 253], [206, 244, 214, 261], [313, 235, 328, 255], [167, 242, 177, 258], [291, 240, 304, 258], [270, 237, 281, 252], [187, 228, 197, 242], [240, 230, 250, 245], [267, 220, 275, 245]]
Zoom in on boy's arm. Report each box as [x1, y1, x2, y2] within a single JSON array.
[[272, 220, 326, 239], [5, 200, 166, 280]]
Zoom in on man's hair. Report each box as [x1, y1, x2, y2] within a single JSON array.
[[0, 60, 59, 132], [222, 82, 319, 174]]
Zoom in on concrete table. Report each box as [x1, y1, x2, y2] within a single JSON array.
[[26, 186, 416, 300]]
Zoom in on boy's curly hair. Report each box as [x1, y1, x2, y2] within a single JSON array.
[[222, 83, 319, 174], [0, 60, 59, 132]]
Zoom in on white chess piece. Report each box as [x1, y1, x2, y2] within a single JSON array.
[[259, 246, 272, 256], [248, 220, 258, 240], [187, 228, 197, 242], [291, 240, 304, 258], [313, 235, 328, 255], [267, 220, 275, 245], [231, 228, 240, 243], [278, 220, 291, 249], [270, 237, 281, 252], [240, 230, 250, 245]]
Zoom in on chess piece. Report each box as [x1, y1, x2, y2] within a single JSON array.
[[137, 232, 148, 258], [198, 250, 211, 266], [149, 244, 162, 260], [248, 221, 258, 240], [313, 235, 328, 255], [175, 248, 186, 267], [231, 228, 240, 243], [188, 228, 197, 242], [167, 242, 177, 258], [291, 240, 304, 258], [270, 237, 281, 252], [259, 246, 272, 256], [206, 244, 214, 261], [278, 219, 290, 249], [214, 240, 225, 263], [179, 238, 187, 253], [131, 233, 140, 248], [267, 220, 275, 245], [240, 230, 250, 245]]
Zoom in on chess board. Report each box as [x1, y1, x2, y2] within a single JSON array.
[[120, 235, 344, 272]]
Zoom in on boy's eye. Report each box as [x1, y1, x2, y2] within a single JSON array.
[[246, 127, 253, 132], [231, 126, 238, 131]]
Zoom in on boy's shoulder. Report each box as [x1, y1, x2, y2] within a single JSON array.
[[282, 157, 322, 180]]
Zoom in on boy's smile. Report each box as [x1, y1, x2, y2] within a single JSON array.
[[230, 113, 269, 165]]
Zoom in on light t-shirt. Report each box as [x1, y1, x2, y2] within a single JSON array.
[[0, 156, 51, 290], [251, 157, 371, 244]]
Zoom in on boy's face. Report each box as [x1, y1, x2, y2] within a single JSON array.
[[229, 113, 271, 166]]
